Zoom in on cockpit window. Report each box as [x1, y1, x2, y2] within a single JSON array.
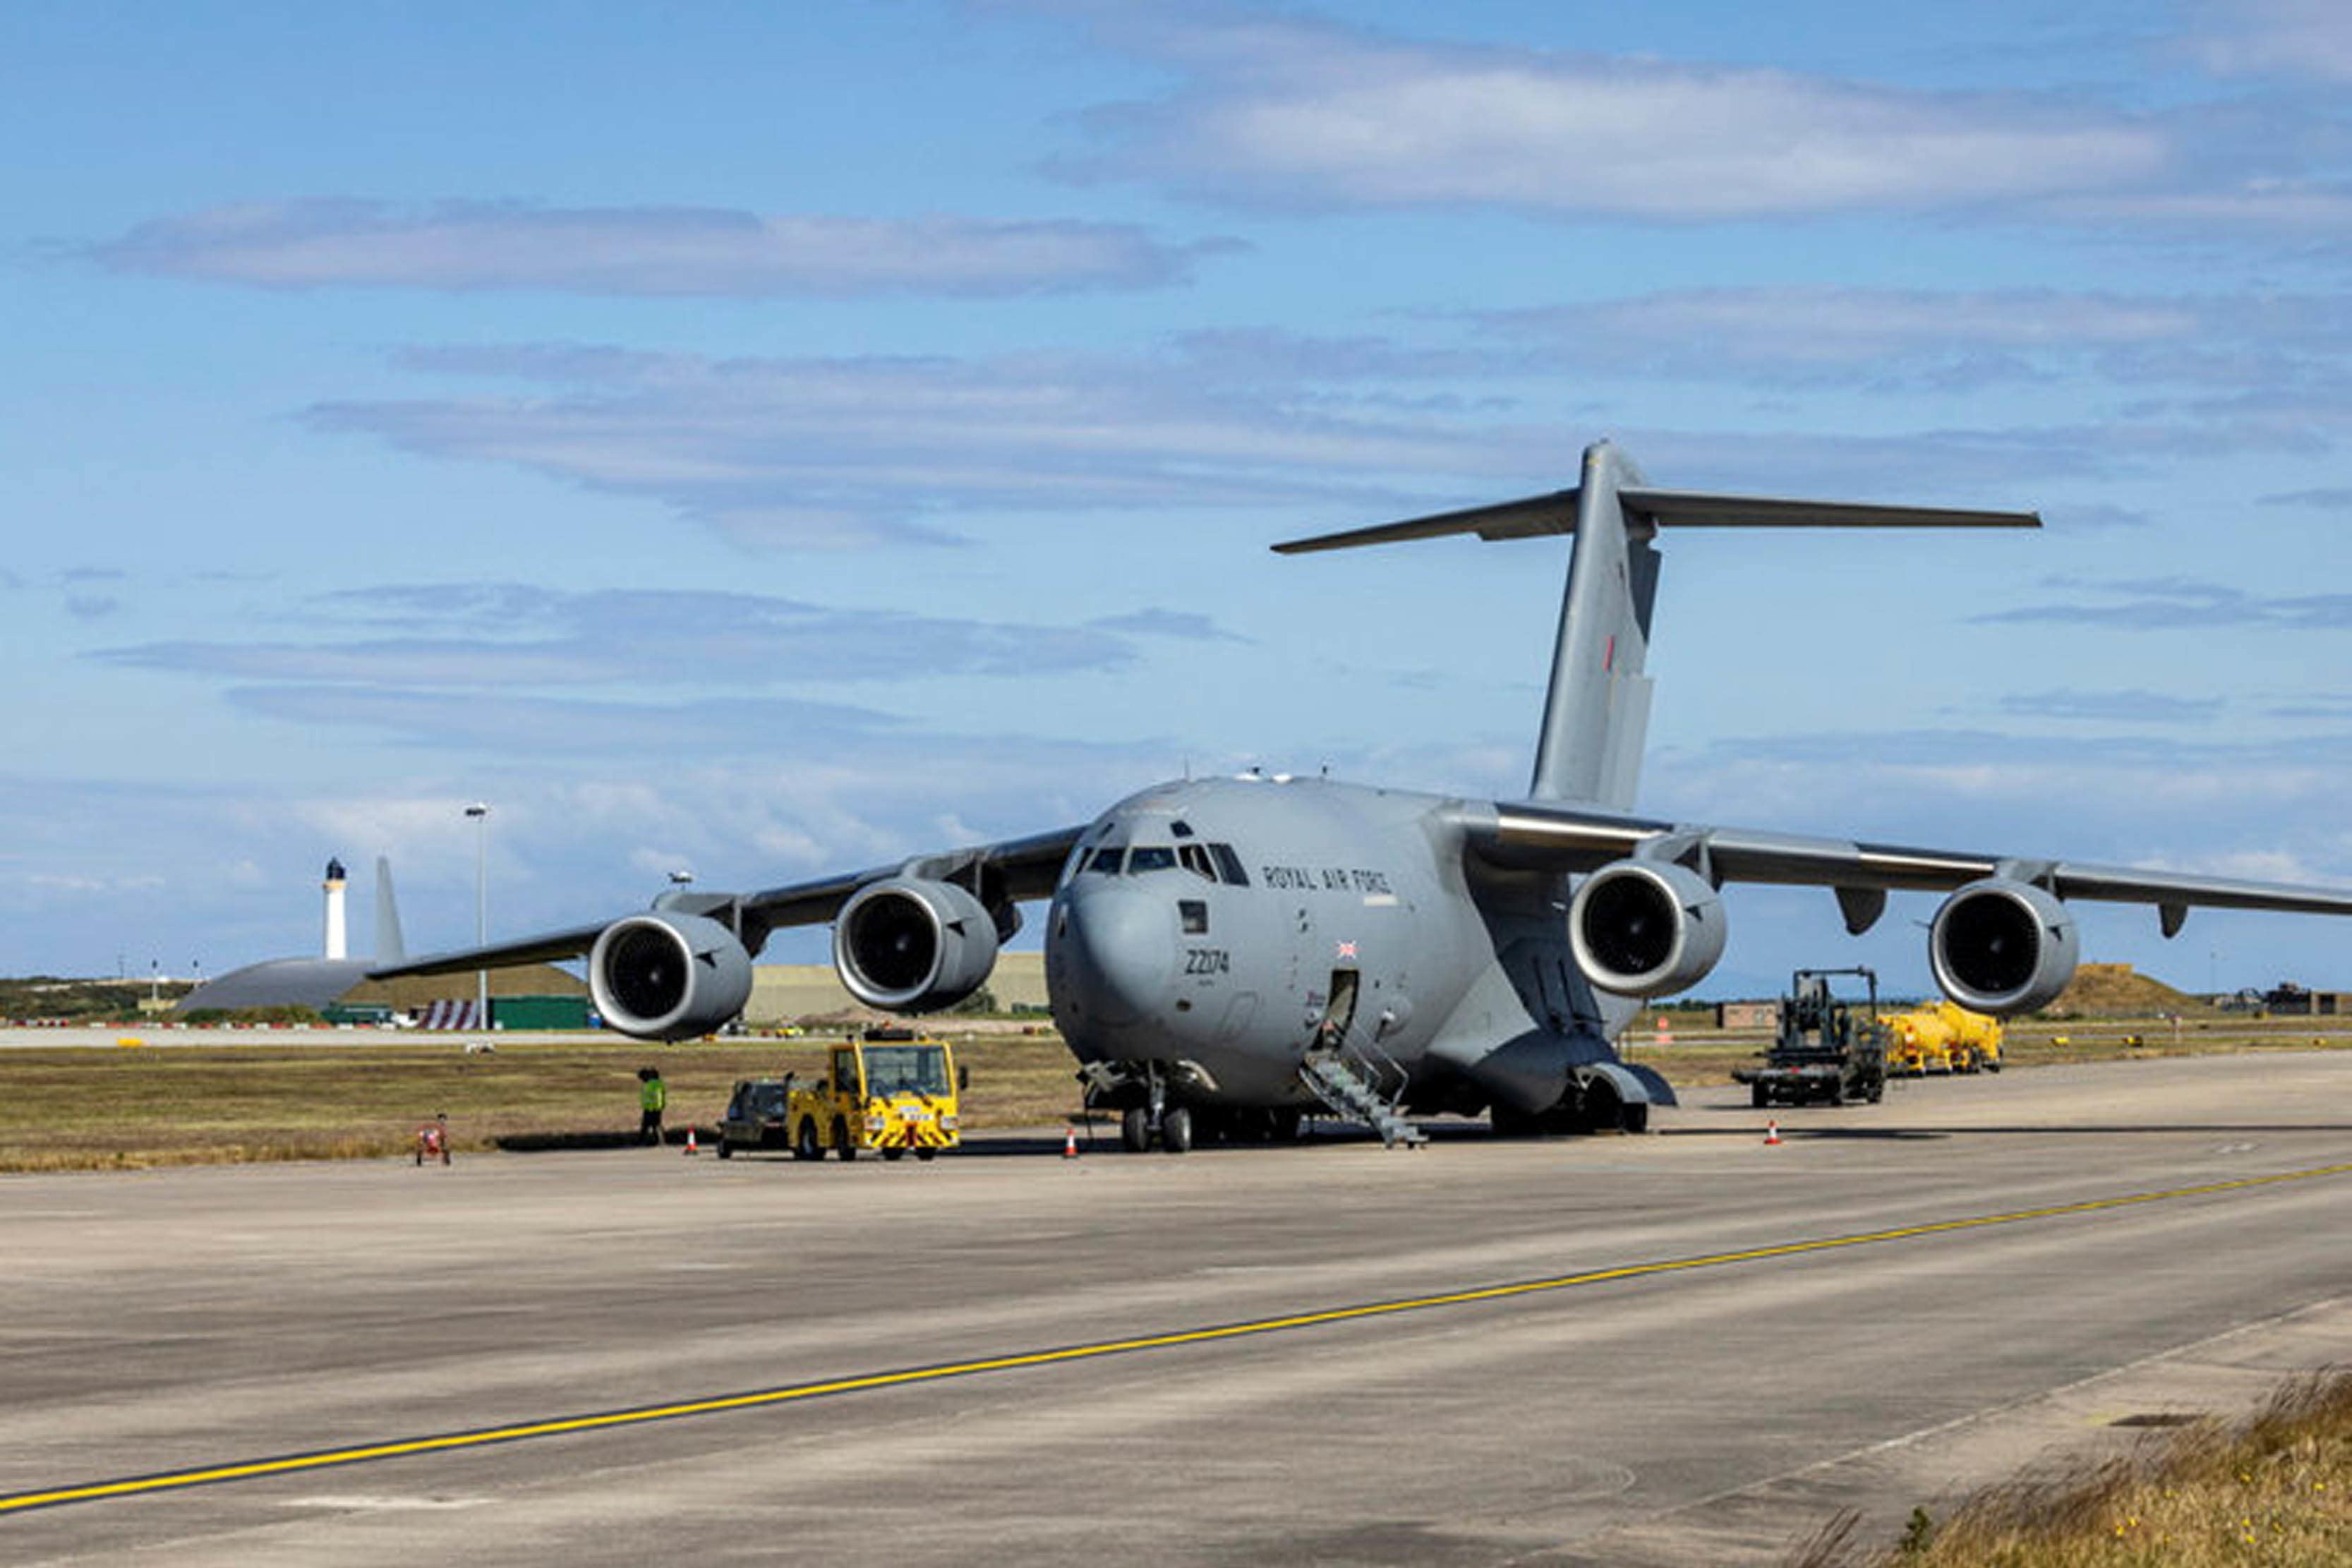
[[1210, 843, 1249, 886], [1178, 843, 1216, 881], [1127, 845, 1177, 874], [1084, 845, 1126, 874]]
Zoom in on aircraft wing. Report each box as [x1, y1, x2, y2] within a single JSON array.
[[371, 824, 1087, 981], [1457, 799, 2352, 931], [370, 922, 617, 980], [737, 823, 1087, 926]]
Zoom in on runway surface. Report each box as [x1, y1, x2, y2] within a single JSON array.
[[3, 1051, 2348, 1564]]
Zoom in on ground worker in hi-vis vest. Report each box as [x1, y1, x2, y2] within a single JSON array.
[[637, 1067, 666, 1145]]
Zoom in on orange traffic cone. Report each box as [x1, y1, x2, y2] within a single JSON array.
[[1763, 1120, 1782, 1147], [683, 1128, 699, 1156], [1063, 1125, 1080, 1159]]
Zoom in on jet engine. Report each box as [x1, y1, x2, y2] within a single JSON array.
[[1929, 877, 2079, 1015], [589, 912, 754, 1042], [1568, 860, 1727, 997], [833, 877, 1000, 1013]]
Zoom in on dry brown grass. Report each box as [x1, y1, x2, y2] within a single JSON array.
[[4, 1018, 2346, 1172], [1789, 1370, 2352, 1567], [0, 1030, 1087, 1171]]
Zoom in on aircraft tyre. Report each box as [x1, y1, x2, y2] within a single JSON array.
[[1581, 1075, 1623, 1134], [833, 1119, 857, 1162], [1270, 1107, 1303, 1142], [1121, 1106, 1152, 1153], [1161, 1105, 1195, 1154], [1490, 1104, 1543, 1138]]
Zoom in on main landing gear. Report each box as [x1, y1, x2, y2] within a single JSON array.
[[1489, 1073, 1650, 1138]]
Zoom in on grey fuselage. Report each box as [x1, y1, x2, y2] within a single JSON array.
[[1044, 773, 1641, 1117]]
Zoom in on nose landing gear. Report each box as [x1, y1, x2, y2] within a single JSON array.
[[1118, 1081, 1194, 1154]]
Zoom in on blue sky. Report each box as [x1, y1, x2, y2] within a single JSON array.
[[6, 0, 2350, 996]]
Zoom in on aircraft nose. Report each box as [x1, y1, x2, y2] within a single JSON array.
[[1054, 882, 1175, 1028]]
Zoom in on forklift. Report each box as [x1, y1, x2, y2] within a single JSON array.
[[1733, 967, 1888, 1108]]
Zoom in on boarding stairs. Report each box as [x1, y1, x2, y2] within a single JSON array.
[[1299, 1043, 1426, 1148]]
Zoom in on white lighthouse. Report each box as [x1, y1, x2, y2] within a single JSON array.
[[322, 857, 348, 960]]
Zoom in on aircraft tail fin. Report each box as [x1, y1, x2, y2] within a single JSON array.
[[1274, 442, 2038, 807], [373, 855, 406, 966]]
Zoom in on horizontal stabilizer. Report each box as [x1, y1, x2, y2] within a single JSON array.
[[1272, 488, 1578, 553], [1273, 485, 2037, 553], [1620, 488, 2039, 531]]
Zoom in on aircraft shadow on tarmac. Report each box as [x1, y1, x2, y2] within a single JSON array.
[[555, 1119, 2352, 1159], [1667, 1121, 2352, 1139]]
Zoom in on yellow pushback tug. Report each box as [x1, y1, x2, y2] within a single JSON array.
[[788, 1026, 964, 1162]]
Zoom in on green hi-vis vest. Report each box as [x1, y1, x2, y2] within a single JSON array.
[[641, 1080, 666, 1111]]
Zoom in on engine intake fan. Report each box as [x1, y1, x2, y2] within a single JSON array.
[[1929, 877, 2078, 1015], [589, 912, 753, 1042], [833, 877, 1001, 1013], [1568, 859, 1727, 997]]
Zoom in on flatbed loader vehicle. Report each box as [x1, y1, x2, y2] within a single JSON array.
[[1734, 967, 1887, 1107]]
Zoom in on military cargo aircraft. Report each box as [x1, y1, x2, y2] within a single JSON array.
[[379, 441, 2352, 1151]]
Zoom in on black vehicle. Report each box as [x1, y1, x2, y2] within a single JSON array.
[[716, 1076, 796, 1157], [1733, 967, 1887, 1108]]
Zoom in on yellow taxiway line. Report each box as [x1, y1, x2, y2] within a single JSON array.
[[6, 1159, 2348, 1516]]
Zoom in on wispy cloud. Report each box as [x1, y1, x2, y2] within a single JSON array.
[[1976, 575, 2352, 629], [1058, 15, 2166, 218], [1468, 288, 2197, 390], [304, 332, 2235, 547], [1087, 608, 1250, 642], [2187, 0, 2352, 82], [2257, 486, 2352, 509], [2000, 688, 2226, 723], [88, 199, 1238, 298], [97, 583, 1141, 689], [307, 339, 1550, 547], [226, 687, 902, 754], [1046, 11, 2352, 251]]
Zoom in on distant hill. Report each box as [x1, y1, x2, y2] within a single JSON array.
[[2045, 962, 2207, 1018]]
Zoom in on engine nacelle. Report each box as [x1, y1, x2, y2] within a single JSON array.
[[1929, 877, 2079, 1015], [833, 877, 1000, 1013], [589, 912, 754, 1042], [1568, 860, 1727, 998]]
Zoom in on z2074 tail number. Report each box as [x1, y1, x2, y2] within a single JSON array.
[[1185, 948, 1231, 975]]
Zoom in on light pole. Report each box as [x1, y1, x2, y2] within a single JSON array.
[[465, 802, 489, 1032]]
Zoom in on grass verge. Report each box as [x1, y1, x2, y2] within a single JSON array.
[[0, 1031, 1085, 1171], [4, 1021, 2346, 1173], [1792, 1370, 2352, 1567]]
